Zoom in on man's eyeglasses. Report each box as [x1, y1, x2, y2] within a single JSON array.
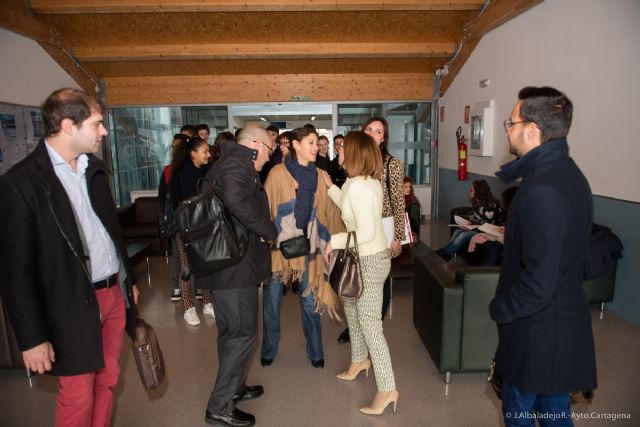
[[503, 119, 531, 132], [255, 139, 274, 154]]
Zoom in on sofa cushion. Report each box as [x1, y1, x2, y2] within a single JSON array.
[[122, 224, 158, 239], [134, 197, 160, 224]]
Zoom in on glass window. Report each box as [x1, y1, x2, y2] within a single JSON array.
[[337, 102, 432, 184], [109, 106, 229, 206], [108, 107, 183, 206], [183, 106, 229, 140]]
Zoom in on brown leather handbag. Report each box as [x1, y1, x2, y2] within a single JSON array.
[[132, 317, 165, 390], [329, 232, 363, 300]]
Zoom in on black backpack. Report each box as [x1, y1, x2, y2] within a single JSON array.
[[174, 183, 248, 279]]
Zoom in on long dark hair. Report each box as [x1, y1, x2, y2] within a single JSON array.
[[289, 127, 318, 162], [404, 176, 419, 208], [362, 116, 390, 159], [211, 131, 235, 163], [170, 136, 207, 176], [471, 180, 499, 208]]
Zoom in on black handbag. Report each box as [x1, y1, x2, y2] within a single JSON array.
[[159, 182, 177, 238], [174, 183, 248, 278], [132, 317, 165, 390], [329, 232, 364, 300], [279, 222, 313, 259]]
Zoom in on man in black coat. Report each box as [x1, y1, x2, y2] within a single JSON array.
[[0, 88, 139, 425], [199, 124, 277, 427], [491, 87, 596, 426]]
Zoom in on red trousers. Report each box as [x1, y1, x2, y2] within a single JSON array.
[[55, 285, 126, 427]]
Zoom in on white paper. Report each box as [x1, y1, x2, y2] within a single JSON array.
[[477, 223, 504, 238], [452, 215, 480, 230], [382, 213, 413, 246]]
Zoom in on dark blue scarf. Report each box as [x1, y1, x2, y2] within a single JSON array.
[[496, 138, 569, 184], [284, 156, 317, 232]]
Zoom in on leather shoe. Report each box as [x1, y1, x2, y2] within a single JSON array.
[[311, 358, 324, 368], [233, 385, 264, 402], [205, 408, 255, 427], [337, 328, 350, 344], [260, 358, 272, 367]]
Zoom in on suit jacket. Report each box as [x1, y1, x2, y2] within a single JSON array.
[[0, 140, 137, 376], [196, 143, 277, 291], [491, 138, 597, 394]]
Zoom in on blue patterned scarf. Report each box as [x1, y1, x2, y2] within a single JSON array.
[[284, 156, 317, 232]]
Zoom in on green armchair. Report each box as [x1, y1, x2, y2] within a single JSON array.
[[413, 247, 618, 383], [413, 250, 499, 383]]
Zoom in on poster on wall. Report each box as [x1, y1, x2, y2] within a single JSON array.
[[0, 103, 35, 175], [25, 108, 44, 153]]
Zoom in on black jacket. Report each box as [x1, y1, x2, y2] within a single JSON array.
[[328, 157, 346, 188], [315, 155, 331, 172], [196, 143, 277, 291], [0, 140, 137, 376], [490, 138, 596, 394]]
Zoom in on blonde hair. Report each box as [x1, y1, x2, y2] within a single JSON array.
[[342, 131, 382, 179]]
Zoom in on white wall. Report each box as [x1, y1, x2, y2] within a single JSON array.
[[0, 28, 79, 106], [439, 0, 640, 203], [414, 185, 431, 216]]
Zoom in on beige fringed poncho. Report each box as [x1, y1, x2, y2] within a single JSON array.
[[264, 163, 345, 318]]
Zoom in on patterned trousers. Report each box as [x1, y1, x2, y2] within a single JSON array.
[[342, 250, 396, 391], [175, 232, 212, 309]]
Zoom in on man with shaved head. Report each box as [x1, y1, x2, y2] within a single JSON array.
[[198, 124, 277, 427]]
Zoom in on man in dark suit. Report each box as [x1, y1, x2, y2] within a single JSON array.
[[199, 124, 277, 427], [491, 87, 596, 426], [0, 88, 139, 426]]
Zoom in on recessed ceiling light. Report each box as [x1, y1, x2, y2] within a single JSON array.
[[310, 116, 316, 121], [260, 117, 267, 122]]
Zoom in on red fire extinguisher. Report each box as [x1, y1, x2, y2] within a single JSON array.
[[456, 126, 467, 181]]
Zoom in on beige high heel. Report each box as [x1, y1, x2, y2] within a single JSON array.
[[336, 358, 372, 381], [360, 390, 400, 415]]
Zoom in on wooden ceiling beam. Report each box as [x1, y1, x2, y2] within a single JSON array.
[[0, 2, 62, 47], [76, 42, 456, 62], [31, 0, 483, 14], [0, 1, 99, 95], [105, 73, 433, 105], [440, 0, 542, 94]]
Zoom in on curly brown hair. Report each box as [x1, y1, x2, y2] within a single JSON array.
[[471, 180, 499, 208]]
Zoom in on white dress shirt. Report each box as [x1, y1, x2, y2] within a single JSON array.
[[46, 142, 119, 282]]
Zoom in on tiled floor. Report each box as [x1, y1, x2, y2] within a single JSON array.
[[1, 220, 638, 426]]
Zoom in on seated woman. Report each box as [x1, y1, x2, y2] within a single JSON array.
[[465, 186, 518, 266], [436, 179, 503, 261], [403, 176, 421, 241]]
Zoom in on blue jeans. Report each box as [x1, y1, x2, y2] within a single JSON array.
[[261, 257, 324, 362], [442, 228, 478, 256], [502, 381, 573, 427]]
